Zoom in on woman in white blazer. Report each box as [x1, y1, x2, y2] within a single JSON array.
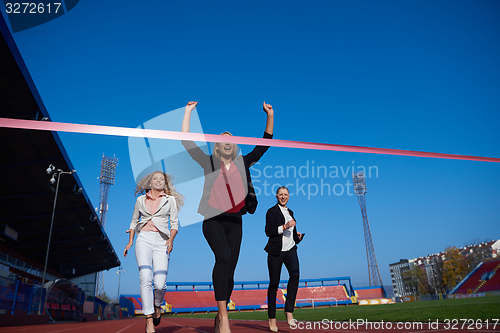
[[124, 171, 184, 333]]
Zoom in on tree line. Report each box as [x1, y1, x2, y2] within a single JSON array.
[[402, 244, 491, 295]]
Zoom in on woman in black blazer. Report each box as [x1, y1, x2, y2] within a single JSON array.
[[264, 186, 304, 332]]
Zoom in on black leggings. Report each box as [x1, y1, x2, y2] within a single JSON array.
[[267, 246, 300, 319], [203, 214, 242, 302]]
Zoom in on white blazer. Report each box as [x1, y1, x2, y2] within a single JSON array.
[[129, 194, 178, 237]]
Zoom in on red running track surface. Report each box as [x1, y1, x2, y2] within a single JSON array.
[[0, 317, 499, 333]]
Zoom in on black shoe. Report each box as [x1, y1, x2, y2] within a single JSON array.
[[153, 306, 161, 326]]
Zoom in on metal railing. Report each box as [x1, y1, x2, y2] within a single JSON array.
[[0, 276, 44, 315]]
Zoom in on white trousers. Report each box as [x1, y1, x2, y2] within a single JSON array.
[[135, 231, 170, 316]]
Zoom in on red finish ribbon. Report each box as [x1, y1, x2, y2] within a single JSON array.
[[1, 117, 499, 163]]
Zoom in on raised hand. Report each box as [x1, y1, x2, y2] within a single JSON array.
[[186, 101, 198, 113], [263, 101, 274, 115], [183, 102, 197, 132]]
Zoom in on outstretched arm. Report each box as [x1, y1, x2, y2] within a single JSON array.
[[181, 101, 211, 168], [244, 102, 274, 165], [182, 101, 198, 133], [263, 101, 274, 135]]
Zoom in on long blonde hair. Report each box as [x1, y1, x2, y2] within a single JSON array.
[[135, 171, 184, 211], [213, 131, 239, 160]]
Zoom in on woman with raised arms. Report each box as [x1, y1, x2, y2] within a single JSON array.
[[181, 101, 274, 333]]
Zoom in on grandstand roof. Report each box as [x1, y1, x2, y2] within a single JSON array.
[[0, 16, 120, 278]]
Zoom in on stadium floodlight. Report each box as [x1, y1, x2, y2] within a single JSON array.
[[352, 171, 367, 195], [46, 164, 55, 174], [352, 171, 383, 287], [95, 155, 118, 298]]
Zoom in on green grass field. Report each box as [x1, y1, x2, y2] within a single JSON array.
[[169, 295, 500, 323]]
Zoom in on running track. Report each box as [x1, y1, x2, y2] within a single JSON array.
[[0, 317, 499, 333]]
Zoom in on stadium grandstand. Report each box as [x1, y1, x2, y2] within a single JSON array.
[[121, 277, 366, 315], [354, 286, 387, 300], [0, 14, 120, 326], [450, 259, 500, 295]]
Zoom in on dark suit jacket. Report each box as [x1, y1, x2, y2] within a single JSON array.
[[264, 203, 302, 256], [181, 132, 273, 217]]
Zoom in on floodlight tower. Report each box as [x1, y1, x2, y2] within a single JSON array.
[[95, 154, 118, 298], [98, 155, 118, 229], [352, 171, 383, 287]]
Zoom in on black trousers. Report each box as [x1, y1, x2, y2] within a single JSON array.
[[203, 213, 242, 303], [267, 246, 300, 319]]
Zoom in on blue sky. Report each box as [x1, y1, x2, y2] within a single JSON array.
[[2, 0, 499, 298]]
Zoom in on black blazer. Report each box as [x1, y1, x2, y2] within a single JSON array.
[[264, 203, 302, 256], [181, 132, 273, 217]]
